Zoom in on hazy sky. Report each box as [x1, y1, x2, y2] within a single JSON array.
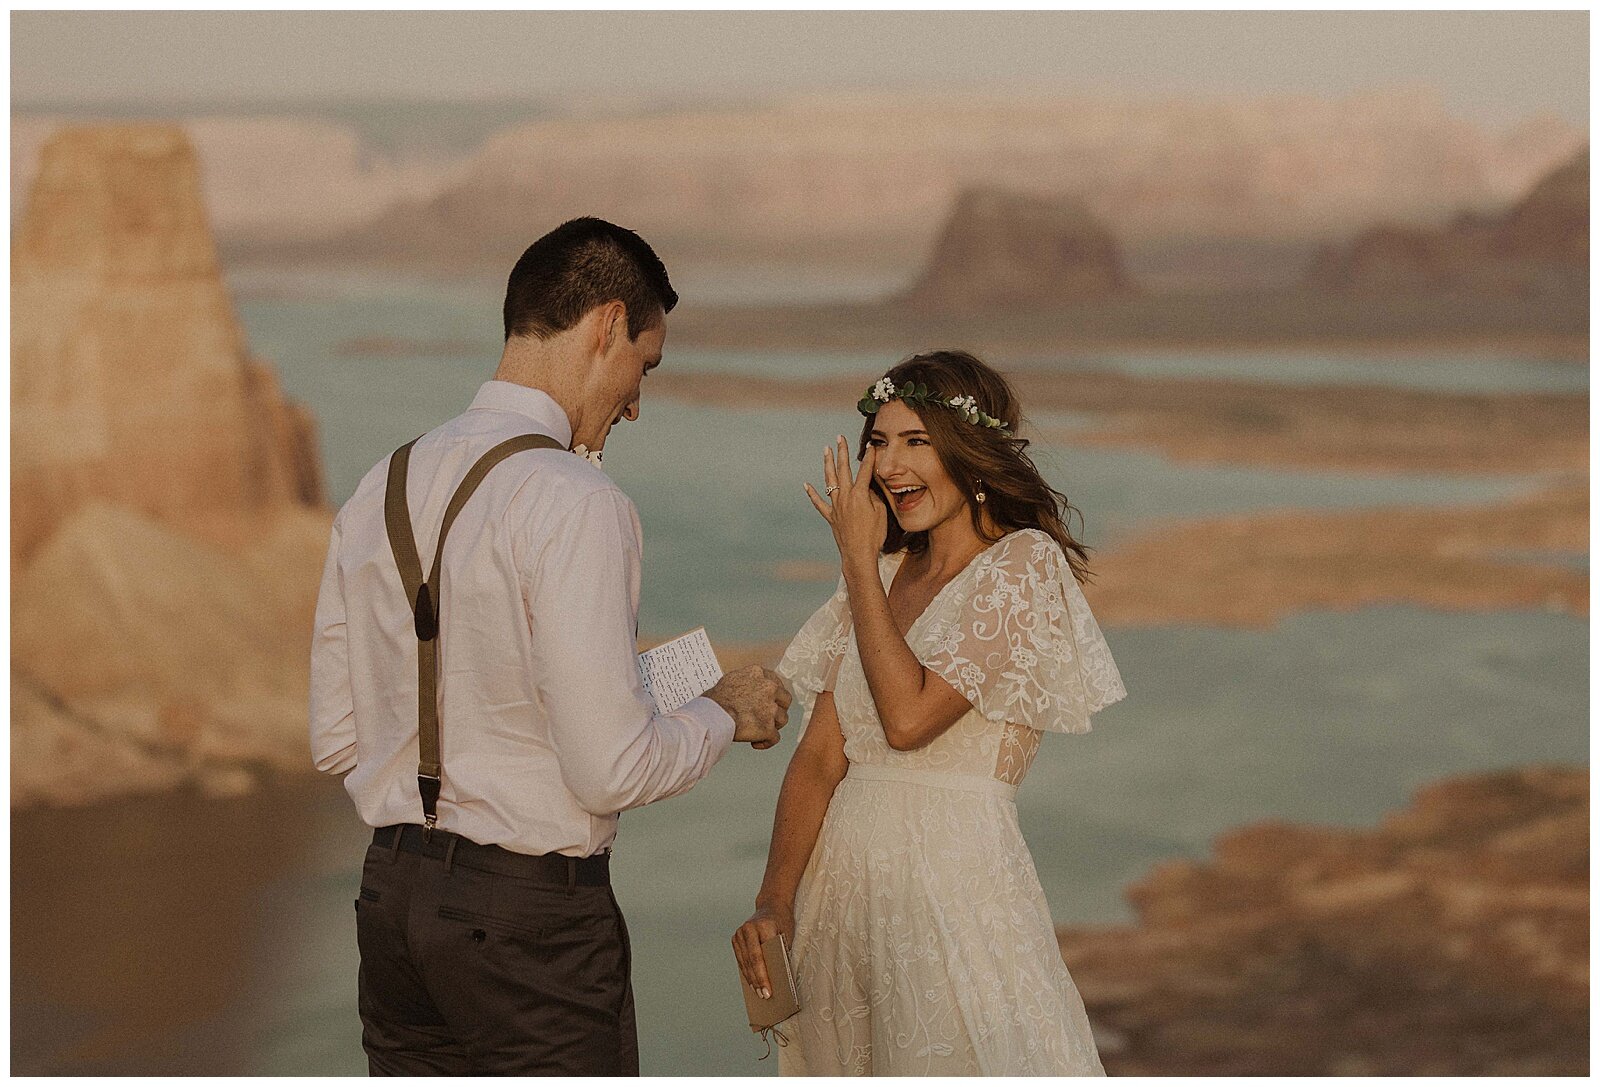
[[11, 10, 1589, 124]]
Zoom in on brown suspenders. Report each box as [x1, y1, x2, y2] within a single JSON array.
[[383, 433, 566, 836]]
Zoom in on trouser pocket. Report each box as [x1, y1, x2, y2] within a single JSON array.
[[427, 869, 632, 1074]]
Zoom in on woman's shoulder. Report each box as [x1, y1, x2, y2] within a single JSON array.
[[984, 527, 1063, 569]]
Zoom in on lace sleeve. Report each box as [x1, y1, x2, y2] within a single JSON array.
[[776, 574, 851, 736], [921, 530, 1126, 734]]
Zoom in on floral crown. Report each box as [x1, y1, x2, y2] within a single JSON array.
[[856, 376, 1012, 435]]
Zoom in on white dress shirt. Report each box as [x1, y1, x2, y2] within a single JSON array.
[[309, 380, 736, 857]]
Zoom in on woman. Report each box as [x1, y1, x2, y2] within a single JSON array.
[[733, 350, 1126, 1075]]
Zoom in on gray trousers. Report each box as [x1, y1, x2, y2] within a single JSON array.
[[353, 832, 639, 1075]]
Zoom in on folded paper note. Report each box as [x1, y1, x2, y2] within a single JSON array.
[[637, 627, 723, 714]]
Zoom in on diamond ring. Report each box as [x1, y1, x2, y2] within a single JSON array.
[[824, 484, 840, 496]]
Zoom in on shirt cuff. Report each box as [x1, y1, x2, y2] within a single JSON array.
[[678, 694, 737, 768]]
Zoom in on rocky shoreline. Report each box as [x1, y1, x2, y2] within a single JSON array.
[[11, 503, 332, 808], [761, 481, 1587, 631], [1085, 480, 1586, 628], [1059, 764, 1589, 1076]]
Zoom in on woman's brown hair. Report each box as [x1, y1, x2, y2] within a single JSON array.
[[858, 350, 1095, 585]]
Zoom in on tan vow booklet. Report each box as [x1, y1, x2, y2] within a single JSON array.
[[637, 627, 722, 714], [739, 933, 801, 1032]]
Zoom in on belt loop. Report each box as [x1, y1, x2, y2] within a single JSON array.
[[388, 825, 404, 863], [566, 857, 577, 895], [443, 835, 459, 875]]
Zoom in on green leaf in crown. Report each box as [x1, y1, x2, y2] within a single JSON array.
[[855, 373, 1013, 436]]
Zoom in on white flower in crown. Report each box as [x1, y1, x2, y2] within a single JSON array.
[[948, 394, 980, 422], [872, 377, 897, 401], [571, 444, 605, 469]]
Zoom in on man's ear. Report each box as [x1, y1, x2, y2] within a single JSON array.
[[595, 300, 628, 356]]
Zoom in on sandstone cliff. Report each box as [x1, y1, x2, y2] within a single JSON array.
[[11, 503, 333, 806], [11, 124, 326, 570], [1305, 146, 1588, 295], [11, 125, 332, 807], [1060, 764, 1588, 1075], [900, 186, 1135, 313]]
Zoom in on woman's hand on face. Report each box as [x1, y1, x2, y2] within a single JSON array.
[[805, 435, 887, 571]]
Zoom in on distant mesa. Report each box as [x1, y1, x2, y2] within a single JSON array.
[[10, 124, 333, 807], [194, 92, 1583, 292], [900, 186, 1136, 314], [1305, 146, 1588, 295]]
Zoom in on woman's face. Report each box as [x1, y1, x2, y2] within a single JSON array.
[[867, 399, 969, 534]]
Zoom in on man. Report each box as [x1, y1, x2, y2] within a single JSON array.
[[309, 217, 791, 1075]]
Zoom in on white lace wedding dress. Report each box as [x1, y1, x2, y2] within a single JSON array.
[[773, 529, 1126, 1076]]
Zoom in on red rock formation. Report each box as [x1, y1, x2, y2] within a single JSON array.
[[901, 186, 1135, 313], [8, 500, 334, 808], [1305, 147, 1588, 295], [11, 124, 326, 571], [10, 125, 333, 807], [1497, 146, 1588, 265], [1059, 765, 1588, 1075]]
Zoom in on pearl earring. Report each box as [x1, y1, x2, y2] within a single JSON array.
[[975, 481, 987, 504]]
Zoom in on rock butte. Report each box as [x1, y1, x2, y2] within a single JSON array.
[[11, 124, 332, 807], [1307, 146, 1589, 295], [901, 185, 1136, 314], [12, 123, 325, 570]]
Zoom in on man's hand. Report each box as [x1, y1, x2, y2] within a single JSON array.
[[706, 666, 792, 749]]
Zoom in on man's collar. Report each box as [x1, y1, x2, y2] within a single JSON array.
[[467, 381, 574, 448]]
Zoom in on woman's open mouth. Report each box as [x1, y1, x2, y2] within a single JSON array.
[[888, 484, 926, 515]]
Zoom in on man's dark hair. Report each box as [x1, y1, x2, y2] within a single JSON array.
[[503, 217, 677, 342]]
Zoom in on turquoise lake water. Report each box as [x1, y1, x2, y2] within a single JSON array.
[[10, 273, 1586, 1075], [232, 277, 1562, 644]]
